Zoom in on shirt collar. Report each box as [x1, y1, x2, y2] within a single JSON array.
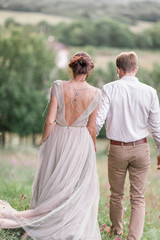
[[120, 76, 139, 82]]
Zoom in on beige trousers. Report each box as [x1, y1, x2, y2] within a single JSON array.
[[108, 143, 150, 240]]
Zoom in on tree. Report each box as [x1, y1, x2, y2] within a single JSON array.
[[54, 18, 136, 48], [0, 28, 55, 145]]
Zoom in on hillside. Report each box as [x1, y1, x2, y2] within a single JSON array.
[[0, 0, 160, 23], [0, 10, 72, 25]]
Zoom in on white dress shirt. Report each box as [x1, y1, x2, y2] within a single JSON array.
[[96, 76, 160, 154]]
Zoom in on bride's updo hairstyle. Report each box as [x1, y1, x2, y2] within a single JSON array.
[[69, 52, 94, 79]]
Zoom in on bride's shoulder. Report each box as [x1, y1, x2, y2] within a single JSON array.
[[50, 80, 64, 92], [87, 84, 101, 95], [50, 80, 63, 97], [86, 85, 101, 103], [51, 80, 62, 86]]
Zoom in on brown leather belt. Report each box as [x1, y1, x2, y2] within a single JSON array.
[[110, 138, 147, 146]]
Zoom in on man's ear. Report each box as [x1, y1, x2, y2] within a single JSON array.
[[135, 66, 139, 74], [117, 67, 124, 78], [117, 67, 120, 75]]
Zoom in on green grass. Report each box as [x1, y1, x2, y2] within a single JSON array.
[[0, 145, 36, 239], [0, 138, 160, 239]]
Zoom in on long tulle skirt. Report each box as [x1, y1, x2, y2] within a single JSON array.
[[0, 124, 101, 240]]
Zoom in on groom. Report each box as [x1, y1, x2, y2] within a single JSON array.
[[96, 51, 160, 240]]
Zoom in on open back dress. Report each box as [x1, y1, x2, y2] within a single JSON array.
[[0, 80, 101, 240]]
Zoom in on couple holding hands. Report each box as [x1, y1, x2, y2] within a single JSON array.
[[0, 51, 160, 240]]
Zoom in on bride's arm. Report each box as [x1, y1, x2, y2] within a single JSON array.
[[87, 107, 98, 152], [40, 96, 57, 145]]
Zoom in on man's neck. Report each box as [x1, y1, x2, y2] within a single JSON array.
[[120, 72, 136, 78]]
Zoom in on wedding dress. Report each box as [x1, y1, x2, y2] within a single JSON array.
[[0, 80, 101, 240]]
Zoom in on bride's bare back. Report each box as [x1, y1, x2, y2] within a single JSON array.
[[63, 81, 97, 126]]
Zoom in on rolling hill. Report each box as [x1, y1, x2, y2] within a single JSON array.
[[0, 0, 160, 23]]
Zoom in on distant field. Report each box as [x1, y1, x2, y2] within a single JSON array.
[[129, 20, 154, 33], [71, 46, 160, 71], [94, 48, 160, 71], [0, 10, 72, 25]]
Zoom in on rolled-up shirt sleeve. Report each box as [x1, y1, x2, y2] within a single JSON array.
[[148, 91, 160, 155], [96, 86, 110, 136]]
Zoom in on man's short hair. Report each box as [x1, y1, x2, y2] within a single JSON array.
[[116, 51, 138, 73]]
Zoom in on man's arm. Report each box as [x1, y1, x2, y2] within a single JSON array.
[[148, 91, 160, 170], [96, 86, 110, 136]]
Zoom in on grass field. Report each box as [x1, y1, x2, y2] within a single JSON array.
[[0, 10, 154, 32], [94, 49, 160, 71], [129, 21, 154, 33], [69, 45, 160, 72], [0, 138, 160, 239], [0, 10, 72, 25]]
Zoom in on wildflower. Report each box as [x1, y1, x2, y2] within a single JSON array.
[[21, 194, 27, 200], [123, 207, 127, 211], [100, 227, 105, 232]]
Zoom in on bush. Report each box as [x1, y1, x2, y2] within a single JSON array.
[[54, 18, 136, 48]]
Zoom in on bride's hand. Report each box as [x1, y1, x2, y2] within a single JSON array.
[[94, 143, 97, 152], [157, 155, 160, 170], [40, 139, 44, 146]]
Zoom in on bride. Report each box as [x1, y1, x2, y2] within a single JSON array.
[[0, 52, 101, 240]]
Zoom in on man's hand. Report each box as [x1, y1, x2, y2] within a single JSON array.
[[157, 155, 160, 170]]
